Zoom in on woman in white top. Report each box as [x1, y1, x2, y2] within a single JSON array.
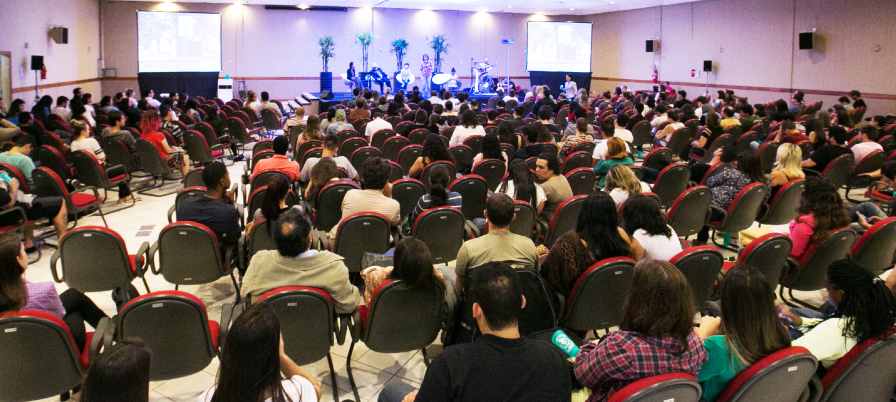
[[654, 108, 685, 147], [780, 260, 896, 369], [448, 110, 486, 147], [199, 303, 321, 402], [246, 91, 262, 117], [70, 120, 137, 203], [620, 194, 682, 261], [472, 135, 509, 169], [497, 159, 546, 215], [82, 93, 97, 127], [603, 164, 650, 207]]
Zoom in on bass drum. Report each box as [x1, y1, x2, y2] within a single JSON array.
[[476, 81, 494, 93]]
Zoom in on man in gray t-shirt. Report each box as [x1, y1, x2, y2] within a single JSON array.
[[535, 153, 573, 222]]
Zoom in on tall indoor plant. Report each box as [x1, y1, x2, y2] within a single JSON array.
[[354, 31, 375, 71], [426, 34, 450, 74], [390, 38, 409, 73], [318, 36, 336, 92]]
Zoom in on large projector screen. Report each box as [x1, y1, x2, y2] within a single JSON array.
[[527, 21, 592, 72], [137, 11, 222, 73]]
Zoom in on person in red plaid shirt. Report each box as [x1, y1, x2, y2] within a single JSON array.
[[574, 260, 708, 402]]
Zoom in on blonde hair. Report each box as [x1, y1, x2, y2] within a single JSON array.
[[604, 164, 642, 196], [246, 91, 257, 103], [606, 137, 628, 160], [536, 86, 545, 98], [774, 143, 805, 180], [578, 88, 589, 105]]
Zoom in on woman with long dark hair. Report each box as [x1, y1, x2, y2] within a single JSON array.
[[252, 174, 301, 236], [832, 108, 854, 129], [201, 303, 321, 402], [541, 191, 632, 296], [621, 194, 681, 261], [530, 121, 556, 144], [81, 338, 153, 402], [303, 158, 338, 209], [6, 99, 25, 120], [448, 110, 486, 147], [409, 134, 454, 179], [497, 159, 545, 215], [473, 135, 508, 168], [496, 121, 520, 149], [407, 164, 462, 225], [31, 95, 53, 127], [695, 264, 791, 401], [788, 175, 850, 259], [575, 260, 708, 401], [361, 238, 447, 308]]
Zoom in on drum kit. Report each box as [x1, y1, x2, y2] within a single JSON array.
[[472, 60, 498, 95]]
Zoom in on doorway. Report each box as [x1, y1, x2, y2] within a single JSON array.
[[0, 52, 11, 114]]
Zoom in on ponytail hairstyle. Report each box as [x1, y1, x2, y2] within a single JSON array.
[[827, 260, 896, 344], [260, 174, 290, 236], [427, 165, 450, 208], [0, 234, 27, 313]]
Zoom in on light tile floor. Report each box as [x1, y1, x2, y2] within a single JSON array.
[[25, 160, 863, 402]]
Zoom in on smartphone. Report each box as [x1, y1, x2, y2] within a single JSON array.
[[857, 212, 867, 220]]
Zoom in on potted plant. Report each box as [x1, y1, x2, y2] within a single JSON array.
[[318, 35, 336, 92], [390, 38, 409, 88], [354, 31, 375, 71], [426, 34, 450, 74]]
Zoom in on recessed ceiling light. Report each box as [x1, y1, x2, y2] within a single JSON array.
[[507, 5, 512, 7], [570, 8, 574, 10]]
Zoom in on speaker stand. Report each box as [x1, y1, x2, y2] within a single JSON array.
[[34, 71, 40, 103]]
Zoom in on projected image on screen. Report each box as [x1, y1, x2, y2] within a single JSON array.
[[527, 22, 592, 73], [137, 11, 222, 73]]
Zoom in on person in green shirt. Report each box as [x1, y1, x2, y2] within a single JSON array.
[[593, 137, 634, 187], [695, 263, 792, 401], [0, 136, 36, 185]]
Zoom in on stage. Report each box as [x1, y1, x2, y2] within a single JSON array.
[[302, 91, 504, 111]]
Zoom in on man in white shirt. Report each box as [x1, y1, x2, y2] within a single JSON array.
[[503, 90, 517, 103], [300, 134, 359, 183], [852, 126, 884, 166], [448, 111, 486, 147], [613, 114, 634, 143], [142, 89, 161, 108], [364, 111, 393, 141], [428, 91, 443, 106], [649, 104, 669, 129], [51, 96, 71, 122], [593, 119, 632, 162]]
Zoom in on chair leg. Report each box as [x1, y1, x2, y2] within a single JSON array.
[[142, 277, 151, 293], [710, 229, 738, 252], [96, 203, 108, 227], [326, 353, 340, 402], [786, 288, 820, 310], [230, 272, 241, 303], [346, 342, 361, 402], [421, 347, 431, 368]]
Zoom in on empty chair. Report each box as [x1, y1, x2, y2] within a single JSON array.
[[779, 227, 857, 307], [371, 129, 397, 150], [409, 128, 431, 145], [339, 137, 368, 158], [651, 163, 691, 209], [669, 246, 724, 308], [560, 257, 636, 335], [540, 194, 587, 248], [411, 206, 466, 264], [312, 181, 360, 235], [706, 183, 769, 249], [562, 151, 593, 174], [117, 291, 222, 380], [332, 212, 392, 272], [565, 168, 596, 196], [391, 178, 426, 219], [758, 179, 805, 225], [715, 347, 817, 402], [182, 130, 227, 165], [817, 333, 896, 402], [396, 144, 423, 175], [816, 154, 855, 189], [149, 222, 240, 296], [608, 373, 701, 402], [642, 147, 673, 171], [448, 144, 474, 174], [630, 120, 653, 149], [723, 233, 793, 291], [449, 175, 488, 222], [294, 139, 322, 164], [666, 186, 712, 238], [349, 146, 382, 174], [34, 145, 72, 182], [50, 226, 151, 297], [570, 140, 596, 156], [850, 217, 896, 275], [472, 159, 507, 191]]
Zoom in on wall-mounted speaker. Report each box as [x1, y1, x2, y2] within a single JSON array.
[[799, 32, 814, 50], [320, 90, 334, 100], [646, 40, 656, 53], [30, 55, 44, 71], [49, 27, 68, 44], [703, 60, 712, 72]]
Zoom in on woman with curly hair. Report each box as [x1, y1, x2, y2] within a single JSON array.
[[788, 176, 850, 259]]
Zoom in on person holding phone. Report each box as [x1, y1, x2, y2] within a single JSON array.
[[850, 160, 896, 233]]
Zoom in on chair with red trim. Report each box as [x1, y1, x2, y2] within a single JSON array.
[[70, 149, 133, 207], [736, 131, 761, 155], [666, 186, 712, 238], [349, 146, 382, 174], [420, 161, 457, 192], [50, 226, 151, 299], [779, 227, 857, 308], [259, 108, 282, 134], [850, 217, 896, 275], [300, 147, 322, 169], [116, 291, 223, 380], [559, 257, 636, 337], [256, 287, 345, 402], [333, 212, 392, 272], [183, 129, 229, 166], [472, 158, 507, 191], [33, 145, 72, 182], [669, 246, 724, 308], [411, 206, 466, 264], [714, 347, 816, 402], [339, 137, 368, 159], [630, 120, 653, 151], [391, 178, 426, 219], [539, 194, 587, 248], [134, 139, 182, 197], [696, 162, 734, 186], [346, 279, 444, 402], [608, 373, 701, 402], [666, 127, 694, 157], [226, 116, 255, 155], [242, 170, 291, 212], [510, 200, 540, 241], [408, 128, 431, 146], [691, 134, 734, 164], [722, 233, 793, 292], [650, 163, 690, 209], [371, 128, 397, 151], [815, 332, 896, 402], [0, 163, 32, 195], [32, 166, 107, 227], [194, 122, 219, 148], [243, 150, 274, 180], [807, 153, 854, 189], [383, 136, 412, 162], [845, 150, 885, 202], [449, 174, 488, 223], [238, 218, 278, 267], [167, 186, 207, 223], [311, 181, 360, 238], [756, 141, 781, 173], [758, 178, 805, 225], [336, 129, 360, 145], [642, 147, 673, 172], [562, 151, 593, 174], [566, 168, 596, 196], [706, 183, 769, 250], [294, 139, 321, 164], [246, 185, 298, 226], [448, 144, 474, 174], [462, 135, 485, 156], [570, 140, 596, 156], [0, 310, 109, 401], [149, 222, 240, 297]]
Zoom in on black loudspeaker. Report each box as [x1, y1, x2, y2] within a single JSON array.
[[61, 28, 68, 44], [799, 32, 814, 50], [320, 90, 334, 100], [30, 55, 43, 71], [646, 40, 655, 52], [703, 60, 712, 72]]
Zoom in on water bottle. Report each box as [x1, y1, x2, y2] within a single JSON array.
[[551, 330, 580, 358]]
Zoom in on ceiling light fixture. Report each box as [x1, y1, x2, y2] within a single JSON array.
[[298, 3, 309, 8]]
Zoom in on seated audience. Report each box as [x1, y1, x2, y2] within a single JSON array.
[[159, 104, 183, 141], [140, 110, 191, 176], [497, 159, 546, 216], [254, 136, 301, 182], [296, 114, 323, 147], [259, 91, 283, 121], [176, 161, 240, 254], [364, 111, 392, 141], [472, 135, 508, 168], [654, 109, 684, 147], [245, 91, 260, 116], [0, 116, 20, 142], [536, 153, 574, 222], [592, 119, 632, 162], [449, 110, 486, 147], [0, 135, 37, 185], [695, 264, 791, 402], [604, 164, 650, 206], [850, 161, 896, 233], [52, 96, 72, 122], [101, 110, 136, 152], [409, 134, 454, 179], [771, 120, 808, 145], [612, 114, 634, 143], [558, 118, 594, 160], [407, 165, 462, 225], [283, 105, 305, 134], [401, 110, 430, 137], [538, 107, 561, 138], [80, 338, 152, 402], [574, 260, 708, 401], [303, 158, 339, 209], [719, 107, 741, 130], [696, 150, 766, 244], [299, 135, 358, 182], [511, 125, 544, 162], [531, 121, 556, 144], [251, 174, 301, 226], [329, 157, 401, 239], [378, 262, 570, 402], [542, 191, 631, 296], [621, 194, 681, 261], [851, 126, 884, 166], [70, 120, 136, 203], [319, 107, 336, 132], [242, 209, 360, 311], [802, 125, 852, 174], [325, 109, 352, 136], [360, 238, 448, 315], [199, 302, 322, 401], [593, 137, 634, 187], [788, 176, 849, 260], [348, 99, 370, 123], [682, 111, 725, 160], [562, 108, 594, 140], [497, 121, 521, 149], [769, 143, 805, 199], [16, 112, 44, 143]]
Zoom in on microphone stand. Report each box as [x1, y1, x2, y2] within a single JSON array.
[[470, 58, 474, 94]]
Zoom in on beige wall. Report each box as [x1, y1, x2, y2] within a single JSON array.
[[0, 0, 102, 108], [584, 0, 896, 116], [101, 2, 582, 101]]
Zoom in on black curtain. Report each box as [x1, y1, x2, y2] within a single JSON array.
[[137, 72, 219, 100], [528, 72, 592, 99]]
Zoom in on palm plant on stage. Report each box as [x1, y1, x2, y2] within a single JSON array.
[[318, 35, 336, 72], [390, 38, 409, 73], [426, 34, 450, 74], [354, 31, 375, 71]]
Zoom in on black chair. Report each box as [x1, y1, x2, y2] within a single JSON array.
[[562, 151, 593, 174], [332, 212, 392, 272], [420, 161, 457, 191], [642, 147, 673, 171], [757, 141, 781, 173], [371, 129, 397, 150], [134, 139, 181, 196], [245, 185, 297, 225], [850, 217, 896, 275], [816, 153, 855, 189], [294, 139, 322, 164], [391, 178, 426, 219], [715, 347, 816, 402], [32, 166, 107, 228], [383, 136, 411, 162], [472, 159, 507, 191], [845, 150, 885, 202], [666, 127, 694, 157], [34, 145, 72, 182], [340, 137, 369, 158], [167, 186, 207, 223], [697, 162, 734, 186], [349, 146, 382, 174], [408, 128, 431, 145], [565, 168, 596, 196], [609, 373, 701, 402], [669, 246, 724, 309], [449, 175, 488, 222], [183, 130, 228, 165], [540, 194, 587, 248], [312, 181, 360, 236], [149, 222, 240, 298], [666, 186, 712, 238], [50, 226, 151, 298], [779, 227, 857, 308], [411, 206, 466, 264], [560, 257, 636, 336], [396, 144, 423, 175], [722, 233, 793, 292], [816, 333, 896, 402], [70, 150, 133, 207], [651, 163, 690, 209], [510, 200, 539, 241], [758, 178, 805, 225], [448, 144, 474, 174], [706, 183, 769, 250]]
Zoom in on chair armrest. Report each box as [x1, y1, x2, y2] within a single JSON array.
[[335, 311, 353, 346], [230, 182, 239, 205], [167, 204, 176, 223], [218, 303, 234, 352], [706, 205, 729, 229], [222, 243, 236, 275], [553, 290, 566, 321], [535, 217, 550, 243], [88, 317, 110, 364], [211, 144, 224, 152], [237, 233, 247, 275], [347, 309, 362, 343], [803, 375, 823, 402], [135, 241, 151, 277], [804, 168, 821, 177], [107, 164, 129, 183], [149, 241, 161, 275], [50, 247, 63, 283]]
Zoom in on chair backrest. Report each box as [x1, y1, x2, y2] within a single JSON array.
[[420, 161, 457, 191], [382, 135, 411, 161], [666, 127, 693, 156], [819, 333, 896, 402], [736, 131, 761, 155], [0, 163, 31, 193], [340, 137, 369, 158], [738, 233, 793, 291], [561, 257, 636, 331], [716, 347, 817, 402], [257, 287, 336, 364], [757, 141, 781, 173], [630, 120, 652, 147], [333, 213, 392, 272], [31, 167, 72, 203], [260, 108, 281, 131], [472, 159, 507, 191], [246, 218, 277, 260], [396, 144, 422, 175], [408, 128, 431, 145], [509, 200, 537, 239], [363, 280, 444, 352], [448, 175, 488, 221], [391, 178, 426, 219], [56, 226, 134, 292], [716, 183, 769, 233], [314, 181, 360, 231], [570, 140, 596, 156], [371, 129, 396, 150], [700, 134, 735, 163], [544, 194, 587, 248], [642, 147, 673, 171], [70, 150, 112, 188], [135, 139, 174, 176], [101, 137, 138, 174], [250, 169, 290, 193], [757, 178, 804, 225], [463, 135, 485, 155], [336, 129, 359, 145], [652, 163, 691, 209], [34, 145, 71, 182], [822, 154, 855, 188], [349, 146, 382, 173], [608, 373, 701, 402], [565, 168, 596, 196], [246, 186, 297, 223], [0, 311, 86, 401], [850, 217, 896, 275], [412, 206, 466, 264], [156, 222, 227, 285], [118, 291, 217, 380], [666, 186, 712, 238], [669, 246, 724, 308], [700, 162, 734, 185], [182, 130, 215, 163], [295, 139, 322, 164], [855, 150, 886, 176], [562, 151, 593, 174], [787, 227, 857, 291]]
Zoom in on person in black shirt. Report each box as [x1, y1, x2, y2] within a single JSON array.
[[626, 103, 646, 131], [850, 90, 866, 109], [680, 111, 724, 160], [16, 112, 44, 146], [495, 100, 506, 116], [346, 62, 358, 90], [511, 125, 543, 162], [538, 107, 561, 139], [532, 87, 554, 118], [553, 93, 570, 113], [176, 161, 241, 267], [402, 110, 430, 137], [0, 176, 66, 252], [377, 261, 571, 402], [507, 108, 526, 130], [802, 125, 853, 174]]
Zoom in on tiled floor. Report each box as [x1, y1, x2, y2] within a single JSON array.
[[24, 160, 853, 402]]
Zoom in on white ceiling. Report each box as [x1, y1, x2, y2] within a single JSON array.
[[112, 0, 704, 15]]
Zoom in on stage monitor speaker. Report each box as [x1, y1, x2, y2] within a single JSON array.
[[30, 56, 44, 71], [646, 40, 656, 52], [799, 32, 814, 50], [703, 60, 712, 72], [320, 90, 334, 100]]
